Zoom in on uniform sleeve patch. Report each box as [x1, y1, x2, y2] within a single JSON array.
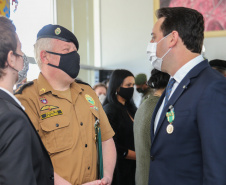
[[85, 94, 95, 105]]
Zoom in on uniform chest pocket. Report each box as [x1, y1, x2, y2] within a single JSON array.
[[40, 116, 73, 154]]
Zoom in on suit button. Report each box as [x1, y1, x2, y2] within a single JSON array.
[[80, 122, 83, 126], [56, 123, 59, 127], [150, 156, 155, 161], [85, 144, 88, 147]]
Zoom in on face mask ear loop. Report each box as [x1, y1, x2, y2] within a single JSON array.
[[46, 51, 62, 56], [47, 63, 60, 69], [46, 51, 62, 69], [161, 47, 172, 59], [157, 32, 172, 59], [157, 36, 165, 44], [157, 32, 172, 44], [7, 61, 19, 72]]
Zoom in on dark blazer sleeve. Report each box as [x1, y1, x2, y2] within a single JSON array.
[[0, 111, 37, 185], [103, 103, 129, 158], [197, 80, 226, 184]]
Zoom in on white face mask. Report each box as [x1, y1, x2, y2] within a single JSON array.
[[147, 33, 172, 71], [99, 94, 106, 104]]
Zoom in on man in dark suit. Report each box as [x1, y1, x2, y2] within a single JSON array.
[[0, 16, 54, 184], [147, 7, 226, 185]]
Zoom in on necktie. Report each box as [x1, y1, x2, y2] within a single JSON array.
[[164, 78, 176, 106]]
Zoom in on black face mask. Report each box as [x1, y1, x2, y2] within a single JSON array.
[[136, 87, 145, 93], [118, 87, 134, 101], [46, 50, 80, 79]]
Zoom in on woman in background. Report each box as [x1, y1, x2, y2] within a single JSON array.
[[103, 69, 137, 185], [134, 69, 169, 185]]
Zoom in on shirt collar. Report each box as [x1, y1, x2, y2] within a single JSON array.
[[0, 87, 25, 110], [173, 55, 204, 83]]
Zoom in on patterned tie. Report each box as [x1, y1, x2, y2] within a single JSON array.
[[164, 78, 176, 107]]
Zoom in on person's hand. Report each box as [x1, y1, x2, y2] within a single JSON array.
[[82, 180, 102, 185], [54, 172, 72, 185], [101, 176, 111, 185]]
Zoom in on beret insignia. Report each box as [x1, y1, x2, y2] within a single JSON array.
[[55, 28, 61, 35]]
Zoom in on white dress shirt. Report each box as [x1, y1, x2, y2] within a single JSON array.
[[154, 55, 204, 133], [0, 87, 25, 110]]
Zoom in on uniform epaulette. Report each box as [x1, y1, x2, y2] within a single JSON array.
[[14, 81, 34, 95], [75, 80, 92, 88]]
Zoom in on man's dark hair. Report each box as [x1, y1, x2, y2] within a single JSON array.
[[209, 59, 226, 76], [148, 69, 170, 89], [0, 16, 17, 78], [157, 7, 204, 54]]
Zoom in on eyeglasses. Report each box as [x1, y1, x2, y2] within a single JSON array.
[[13, 52, 28, 62]]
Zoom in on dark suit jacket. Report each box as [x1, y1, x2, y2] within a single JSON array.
[[0, 89, 54, 185], [149, 60, 226, 185]]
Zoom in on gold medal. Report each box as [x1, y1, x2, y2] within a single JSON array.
[[166, 124, 174, 134]]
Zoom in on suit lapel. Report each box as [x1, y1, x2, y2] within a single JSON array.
[[151, 60, 209, 144]]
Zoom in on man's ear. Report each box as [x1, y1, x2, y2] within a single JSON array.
[[7, 50, 16, 67], [169, 31, 179, 48], [40, 50, 49, 64]]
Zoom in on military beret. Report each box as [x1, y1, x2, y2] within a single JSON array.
[[135, 73, 147, 85], [209, 59, 226, 70], [37, 24, 79, 50]]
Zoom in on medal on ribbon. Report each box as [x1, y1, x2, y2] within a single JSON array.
[[166, 106, 175, 134]]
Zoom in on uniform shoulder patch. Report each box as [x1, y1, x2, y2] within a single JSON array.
[[75, 79, 91, 88], [14, 81, 34, 95]]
